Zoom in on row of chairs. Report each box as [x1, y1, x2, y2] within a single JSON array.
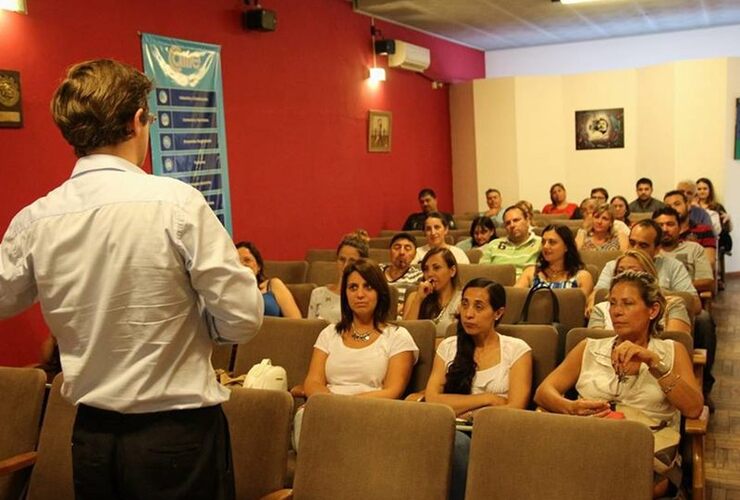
[[0, 320, 708, 499]]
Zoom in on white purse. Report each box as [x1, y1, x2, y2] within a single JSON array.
[[243, 359, 288, 391]]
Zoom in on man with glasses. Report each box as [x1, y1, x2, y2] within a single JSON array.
[[0, 59, 263, 499]]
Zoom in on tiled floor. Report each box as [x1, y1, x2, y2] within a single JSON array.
[[705, 277, 740, 499]]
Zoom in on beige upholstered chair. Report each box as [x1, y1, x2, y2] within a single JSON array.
[[501, 287, 586, 332], [368, 248, 390, 262], [223, 388, 294, 500], [232, 318, 328, 388], [396, 320, 436, 394], [465, 248, 483, 264], [368, 237, 393, 249], [285, 283, 316, 317], [457, 263, 516, 286], [580, 249, 621, 280], [465, 408, 654, 500], [497, 324, 559, 403], [263, 394, 455, 500], [263, 260, 308, 284], [306, 261, 338, 286], [0, 367, 47, 500], [564, 327, 709, 500], [26, 374, 76, 500], [212, 343, 235, 372], [304, 249, 336, 263]]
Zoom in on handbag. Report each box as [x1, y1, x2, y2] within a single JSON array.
[[243, 359, 288, 391], [616, 404, 681, 478], [517, 283, 570, 359]]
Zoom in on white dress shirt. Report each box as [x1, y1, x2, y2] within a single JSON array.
[[0, 154, 263, 413]]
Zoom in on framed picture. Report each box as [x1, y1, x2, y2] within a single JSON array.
[[368, 110, 392, 153], [735, 98, 740, 160], [575, 108, 624, 150], [0, 70, 23, 128]]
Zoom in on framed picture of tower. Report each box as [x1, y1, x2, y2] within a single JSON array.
[[368, 110, 392, 153]]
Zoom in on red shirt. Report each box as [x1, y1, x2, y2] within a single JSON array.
[[542, 203, 577, 218]]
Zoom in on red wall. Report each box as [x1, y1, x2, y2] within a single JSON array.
[[0, 0, 484, 366]]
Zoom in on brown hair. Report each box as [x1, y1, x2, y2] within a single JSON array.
[[51, 59, 153, 157], [336, 259, 391, 333]]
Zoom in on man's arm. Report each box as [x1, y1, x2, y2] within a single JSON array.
[[0, 218, 38, 318], [177, 190, 263, 344], [664, 257, 701, 314], [692, 245, 715, 293]]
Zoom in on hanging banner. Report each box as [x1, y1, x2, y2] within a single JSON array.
[[141, 33, 232, 233]]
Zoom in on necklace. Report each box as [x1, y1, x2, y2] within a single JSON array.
[[351, 325, 374, 342]]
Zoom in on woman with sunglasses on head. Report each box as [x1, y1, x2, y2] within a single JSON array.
[[295, 259, 419, 449], [425, 278, 532, 500], [404, 247, 462, 337], [535, 271, 703, 498]]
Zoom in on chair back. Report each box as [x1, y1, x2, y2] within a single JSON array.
[[501, 287, 586, 332], [211, 344, 235, 372], [222, 388, 293, 499], [232, 317, 328, 389], [580, 250, 621, 279], [0, 367, 46, 500], [466, 408, 653, 500], [465, 248, 483, 264], [369, 237, 393, 249], [293, 395, 455, 500], [286, 283, 317, 317], [497, 324, 558, 400], [305, 249, 336, 263], [457, 264, 516, 286], [368, 248, 389, 263], [27, 375, 76, 500], [396, 320, 436, 394], [307, 261, 338, 286], [263, 260, 308, 284]]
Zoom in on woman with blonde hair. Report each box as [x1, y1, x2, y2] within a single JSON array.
[[588, 250, 691, 334], [575, 203, 628, 251]]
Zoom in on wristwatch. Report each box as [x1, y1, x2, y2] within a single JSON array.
[[648, 357, 671, 379]]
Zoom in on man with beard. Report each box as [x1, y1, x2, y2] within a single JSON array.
[[629, 177, 665, 213], [676, 180, 717, 234], [380, 232, 423, 318], [663, 190, 717, 267]]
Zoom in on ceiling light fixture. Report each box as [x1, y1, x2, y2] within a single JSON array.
[[552, 0, 604, 4], [0, 0, 27, 13]]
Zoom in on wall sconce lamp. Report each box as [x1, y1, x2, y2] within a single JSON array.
[[0, 0, 27, 13], [368, 18, 386, 83]]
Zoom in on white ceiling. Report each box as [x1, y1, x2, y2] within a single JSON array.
[[353, 0, 740, 51]]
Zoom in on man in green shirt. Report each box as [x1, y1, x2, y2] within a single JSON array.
[[480, 205, 542, 278]]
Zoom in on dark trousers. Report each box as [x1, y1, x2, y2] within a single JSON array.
[[72, 403, 235, 500]]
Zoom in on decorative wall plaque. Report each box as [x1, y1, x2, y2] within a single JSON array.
[[0, 70, 22, 128]]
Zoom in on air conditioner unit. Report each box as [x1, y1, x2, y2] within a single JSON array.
[[388, 40, 430, 72]]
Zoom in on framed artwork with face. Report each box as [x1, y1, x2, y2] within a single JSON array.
[[368, 110, 392, 153], [575, 108, 624, 150]]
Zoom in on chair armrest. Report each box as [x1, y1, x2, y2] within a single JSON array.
[[404, 391, 425, 402], [685, 406, 709, 435], [261, 488, 293, 500], [692, 349, 707, 367], [0, 451, 37, 475]]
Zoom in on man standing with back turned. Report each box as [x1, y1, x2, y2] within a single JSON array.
[[0, 59, 263, 499]]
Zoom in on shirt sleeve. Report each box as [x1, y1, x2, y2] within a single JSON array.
[[389, 326, 419, 363], [307, 288, 321, 319], [313, 324, 336, 353], [587, 303, 607, 328], [435, 336, 456, 364], [667, 258, 698, 293], [693, 246, 714, 281], [0, 214, 38, 317], [595, 260, 616, 290], [665, 298, 691, 326], [506, 336, 532, 365], [175, 188, 263, 344]]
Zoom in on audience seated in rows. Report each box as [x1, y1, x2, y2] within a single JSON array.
[[516, 224, 593, 299], [456, 216, 496, 252], [424, 278, 533, 500], [413, 212, 469, 265], [482, 188, 503, 225], [542, 182, 578, 218], [404, 248, 462, 338], [236, 241, 301, 319], [379, 232, 423, 318], [588, 250, 691, 335], [575, 203, 628, 252], [480, 206, 542, 278], [402, 187, 455, 231], [536, 270, 703, 498], [630, 177, 665, 213], [296, 259, 419, 449], [307, 235, 368, 324]]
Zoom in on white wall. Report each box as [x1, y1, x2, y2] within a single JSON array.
[[485, 24, 740, 78]]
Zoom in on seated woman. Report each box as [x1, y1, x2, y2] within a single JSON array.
[[307, 235, 369, 323], [577, 197, 597, 228], [515, 224, 593, 298], [456, 216, 496, 251], [542, 183, 578, 218], [404, 247, 462, 337], [535, 271, 704, 498], [610, 195, 633, 227], [295, 259, 419, 448], [236, 241, 302, 319], [575, 203, 628, 252], [588, 250, 691, 334], [425, 278, 532, 500], [414, 212, 469, 264]]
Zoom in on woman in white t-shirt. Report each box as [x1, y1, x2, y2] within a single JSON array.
[[295, 259, 419, 449], [425, 278, 533, 500], [414, 212, 469, 265]]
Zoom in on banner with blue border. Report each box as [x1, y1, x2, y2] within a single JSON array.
[[141, 33, 232, 234]]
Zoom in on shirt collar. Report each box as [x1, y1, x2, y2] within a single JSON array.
[[71, 154, 147, 179]]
